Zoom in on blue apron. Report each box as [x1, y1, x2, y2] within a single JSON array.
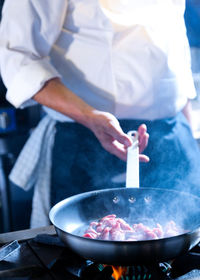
[[50, 112, 200, 206]]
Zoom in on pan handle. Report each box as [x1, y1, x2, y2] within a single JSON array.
[[126, 130, 139, 188]]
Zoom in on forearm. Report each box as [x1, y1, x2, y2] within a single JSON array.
[[33, 77, 148, 161], [33, 78, 95, 129]]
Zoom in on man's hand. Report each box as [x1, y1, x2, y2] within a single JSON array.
[[34, 79, 149, 162], [88, 110, 149, 162]]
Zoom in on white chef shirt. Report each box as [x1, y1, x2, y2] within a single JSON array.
[[0, 0, 196, 121]]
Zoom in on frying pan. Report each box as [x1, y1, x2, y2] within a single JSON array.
[[49, 187, 200, 265]]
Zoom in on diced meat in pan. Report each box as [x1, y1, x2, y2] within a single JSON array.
[[83, 215, 185, 241]]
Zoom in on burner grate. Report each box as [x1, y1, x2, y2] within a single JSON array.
[[80, 262, 172, 280]]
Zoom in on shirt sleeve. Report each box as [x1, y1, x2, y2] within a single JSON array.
[[0, 0, 68, 108]]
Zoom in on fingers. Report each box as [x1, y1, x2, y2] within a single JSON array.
[[90, 111, 149, 162], [100, 135, 128, 161], [105, 118, 133, 148], [101, 138, 150, 163], [110, 129, 132, 149], [138, 124, 149, 153], [112, 123, 149, 161], [139, 154, 150, 162], [90, 111, 133, 148]]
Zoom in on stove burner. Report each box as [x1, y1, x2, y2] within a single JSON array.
[[80, 262, 172, 280]]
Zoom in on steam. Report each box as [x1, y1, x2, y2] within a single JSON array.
[[73, 114, 200, 237]]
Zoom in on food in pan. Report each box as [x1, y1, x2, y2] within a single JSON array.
[[83, 214, 184, 241]]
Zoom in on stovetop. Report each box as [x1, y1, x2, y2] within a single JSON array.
[[0, 226, 199, 280]]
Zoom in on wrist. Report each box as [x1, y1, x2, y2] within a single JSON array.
[[82, 109, 101, 131]]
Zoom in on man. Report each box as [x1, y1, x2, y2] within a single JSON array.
[[0, 0, 199, 228]]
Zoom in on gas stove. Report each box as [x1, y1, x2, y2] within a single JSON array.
[[0, 226, 200, 280]]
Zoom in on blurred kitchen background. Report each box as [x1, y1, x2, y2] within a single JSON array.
[[0, 0, 42, 233], [0, 0, 200, 233]]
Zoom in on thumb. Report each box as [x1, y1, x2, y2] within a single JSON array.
[[109, 124, 132, 147]]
